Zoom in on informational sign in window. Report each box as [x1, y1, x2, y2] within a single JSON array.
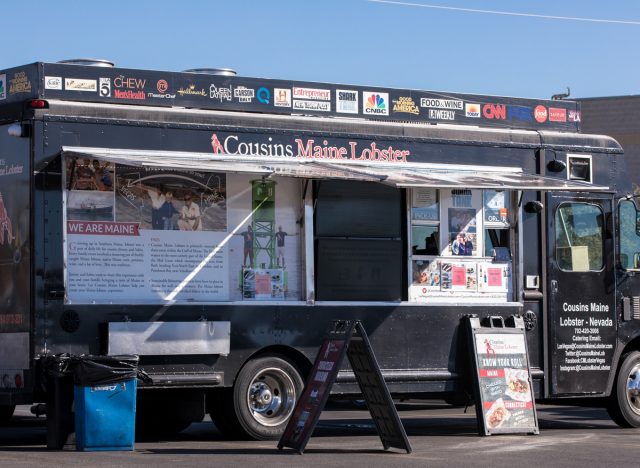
[[483, 190, 510, 227], [466, 316, 539, 436], [63, 156, 302, 304], [412, 188, 439, 221]]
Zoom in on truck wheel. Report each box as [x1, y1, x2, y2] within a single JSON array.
[[0, 404, 15, 425], [215, 355, 303, 440], [607, 351, 640, 427]]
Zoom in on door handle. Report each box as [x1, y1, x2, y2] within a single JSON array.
[[551, 279, 558, 293]]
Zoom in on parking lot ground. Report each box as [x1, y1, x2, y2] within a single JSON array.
[[0, 402, 638, 467]]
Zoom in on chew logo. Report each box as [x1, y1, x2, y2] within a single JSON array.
[[0, 192, 14, 245], [363, 92, 389, 115]]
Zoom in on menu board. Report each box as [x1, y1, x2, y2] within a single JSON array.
[[467, 317, 539, 435]]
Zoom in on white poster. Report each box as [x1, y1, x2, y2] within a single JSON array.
[[64, 157, 302, 304]]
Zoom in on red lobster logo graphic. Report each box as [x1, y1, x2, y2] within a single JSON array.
[[484, 338, 496, 357], [0, 192, 14, 245]]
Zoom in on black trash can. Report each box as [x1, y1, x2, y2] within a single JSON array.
[[43, 354, 74, 450]]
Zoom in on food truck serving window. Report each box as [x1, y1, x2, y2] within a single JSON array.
[[409, 188, 513, 303], [555, 203, 604, 272]]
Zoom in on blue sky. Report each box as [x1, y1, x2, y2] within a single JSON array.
[[3, 0, 638, 99]]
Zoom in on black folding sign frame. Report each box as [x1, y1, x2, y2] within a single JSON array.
[[466, 315, 539, 436], [278, 320, 411, 454]]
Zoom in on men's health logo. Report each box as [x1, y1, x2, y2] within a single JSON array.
[[257, 87, 270, 104], [363, 92, 388, 115]]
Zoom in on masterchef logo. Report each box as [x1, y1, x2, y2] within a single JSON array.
[[534, 105, 548, 123], [157, 80, 169, 93], [549, 107, 567, 122]]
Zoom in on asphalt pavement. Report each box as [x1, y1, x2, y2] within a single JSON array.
[[0, 402, 638, 467]]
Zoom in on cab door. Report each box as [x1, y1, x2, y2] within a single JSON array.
[[546, 192, 616, 395]]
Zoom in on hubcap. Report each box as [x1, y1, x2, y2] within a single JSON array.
[[626, 363, 640, 416], [247, 367, 297, 426]]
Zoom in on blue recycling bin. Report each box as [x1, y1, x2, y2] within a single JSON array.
[[71, 355, 139, 451]]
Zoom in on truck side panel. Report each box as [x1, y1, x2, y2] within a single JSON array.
[[0, 123, 31, 400]]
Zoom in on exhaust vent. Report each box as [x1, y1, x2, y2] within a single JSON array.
[[57, 58, 115, 68], [183, 68, 237, 76]]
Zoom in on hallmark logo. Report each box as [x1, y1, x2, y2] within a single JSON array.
[[177, 85, 207, 97]]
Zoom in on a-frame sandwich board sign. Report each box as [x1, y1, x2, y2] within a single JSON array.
[[278, 320, 411, 454], [466, 315, 539, 436]]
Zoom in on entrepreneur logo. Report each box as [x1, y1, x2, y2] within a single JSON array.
[[363, 92, 388, 116]]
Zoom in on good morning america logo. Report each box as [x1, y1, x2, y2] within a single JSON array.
[[210, 133, 410, 163]]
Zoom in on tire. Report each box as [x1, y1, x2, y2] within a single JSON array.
[[211, 355, 303, 440], [607, 350, 640, 427], [0, 405, 15, 425]]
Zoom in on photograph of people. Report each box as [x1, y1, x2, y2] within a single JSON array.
[[158, 191, 178, 230], [178, 194, 202, 231], [413, 262, 429, 284], [73, 158, 99, 190], [240, 225, 254, 267], [451, 231, 473, 256], [448, 207, 477, 234], [275, 225, 288, 268], [145, 185, 165, 229]]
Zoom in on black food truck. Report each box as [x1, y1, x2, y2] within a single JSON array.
[[1, 60, 640, 439]]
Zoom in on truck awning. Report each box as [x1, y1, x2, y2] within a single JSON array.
[[61, 146, 609, 191]]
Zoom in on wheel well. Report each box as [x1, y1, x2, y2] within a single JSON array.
[[622, 336, 640, 355], [608, 335, 640, 395], [242, 345, 312, 381]]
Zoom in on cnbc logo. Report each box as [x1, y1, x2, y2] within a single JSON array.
[[363, 91, 389, 116]]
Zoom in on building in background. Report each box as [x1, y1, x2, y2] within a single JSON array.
[[578, 96, 640, 193]]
